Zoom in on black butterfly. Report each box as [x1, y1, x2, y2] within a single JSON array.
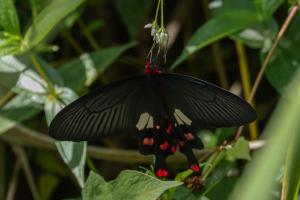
[[49, 71, 257, 177]]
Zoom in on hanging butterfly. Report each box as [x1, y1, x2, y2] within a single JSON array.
[[49, 58, 257, 178]]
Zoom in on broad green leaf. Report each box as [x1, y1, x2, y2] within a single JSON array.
[[200, 160, 234, 199], [82, 170, 182, 200], [265, 15, 300, 93], [225, 137, 251, 161], [254, 0, 284, 17], [0, 0, 20, 35], [284, 127, 300, 200], [0, 93, 41, 135], [229, 69, 300, 200], [113, 0, 153, 39], [56, 141, 87, 188], [171, 11, 261, 69], [24, 0, 84, 49], [82, 171, 111, 200], [58, 42, 137, 91]]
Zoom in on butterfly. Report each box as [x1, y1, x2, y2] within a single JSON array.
[[49, 63, 257, 178]]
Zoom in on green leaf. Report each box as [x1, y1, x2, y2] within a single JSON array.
[[82, 170, 182, 200], [38, 174, 59, 200], [225, 137, 251, 161], [229, 69, 300, 200], [284, 127, 300, 200], [173, 186, 197, 200], [197, 161, 237, 200], [0, 93, 41, 135], [0, 31, 22, 56], [0, 0, 20, 35], [56, 141, 87, 188], [265, 15, 300, 93], [82, 171, 111, 199], [257, 0, 284, 17], [113, 0, 153, 39], [171, 11, 261, 69], [58, 41, 137, 91], [24, 0, 84, 49]]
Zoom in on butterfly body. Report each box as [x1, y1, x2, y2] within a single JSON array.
[[49, 72, 257, 177]]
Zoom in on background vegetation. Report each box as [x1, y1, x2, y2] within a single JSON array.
[[0, 0, 300, 199]]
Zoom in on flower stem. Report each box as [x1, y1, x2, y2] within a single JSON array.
[[30, 54, 56, 97]]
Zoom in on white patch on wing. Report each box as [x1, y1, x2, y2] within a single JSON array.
[[136, 113, 154, 130], [174, 109, 192, 125]]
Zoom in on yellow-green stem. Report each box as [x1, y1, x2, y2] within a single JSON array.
[[77, 18, 100, 50], [30, 55, 56, 97], [0, 91, 15, 109], [235, 4, 299, 140], [155, 0, 162, 23], [61, 31, 84, 54], [235, 41, 259, 140]]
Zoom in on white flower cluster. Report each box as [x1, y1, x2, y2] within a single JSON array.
[[144, 22, 169, 47]]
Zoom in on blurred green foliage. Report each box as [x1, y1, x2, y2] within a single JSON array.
[[0, 0, 299, 200]]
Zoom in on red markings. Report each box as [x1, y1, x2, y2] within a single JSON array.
[[160, 141, 169, 150], [156, 168, 169, 177], [145, 61, 151, 74], [145, 61, 162, 75], [190, 164, 200, 172], [166, 123, 174, 134], [143, 138, 154, 146], [185, 132, 195, 140], [171, 146, 177, 153]]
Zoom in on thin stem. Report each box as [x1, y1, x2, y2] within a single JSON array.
[[61, 31, 84, 54], [155, 0, 162, 23], [30, 54, 56, 97], [1, 124, 211, 164], [161, 0, 164, 27], [11, 145, 40, 200], [6, 159, 21, 200], [0, 91, 15, 109], [77, 18, 100, 50], [235, 41, 259, 140], [235, 4, 299, 139]]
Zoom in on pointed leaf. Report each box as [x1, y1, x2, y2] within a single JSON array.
[[24, 0, 84, 48], [56, 141, 86, 188], [58, 42, 137, 91], [171, 11, 261, 69], [82, 170, 182, 200], [0, 0, 20, 35]]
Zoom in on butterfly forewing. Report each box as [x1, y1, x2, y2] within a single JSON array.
[[49, 75, 150, 141], [155, 73, 257, 128]]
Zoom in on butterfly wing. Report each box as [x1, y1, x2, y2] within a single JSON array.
[[155, 73, 257, 128], [49, 75, 155, 141]]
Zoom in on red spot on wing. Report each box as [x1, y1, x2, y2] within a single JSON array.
[[156, 168, 169, 177], [190, 164, 200, 172], [160, 141, 169, 150], [143, 138, 154, 146], [171, 146, 177, 153]]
